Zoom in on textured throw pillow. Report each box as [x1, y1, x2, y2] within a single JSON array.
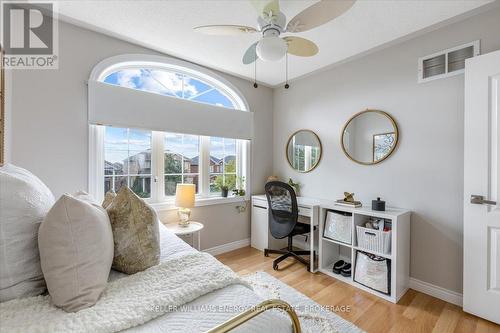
[[102, 191, 116, 209], [0, 164, 55, 302], [38, 192, 114, 312], [106, 187, 160, 274]]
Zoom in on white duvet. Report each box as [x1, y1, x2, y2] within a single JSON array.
[[121, 224, 291, 333], [0, 224, 292, 333]]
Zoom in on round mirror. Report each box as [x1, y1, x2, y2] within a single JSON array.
[[286, 130, 322, 172], [341, 110, 398, 165]]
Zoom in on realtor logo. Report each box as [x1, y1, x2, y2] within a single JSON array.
[[1, 1, 58, 69]]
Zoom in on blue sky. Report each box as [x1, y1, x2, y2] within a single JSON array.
[[103, 68, 237, 164], [104, 69, 234, 108]]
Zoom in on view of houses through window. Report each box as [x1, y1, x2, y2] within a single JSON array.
[[210, 137, 237, 193], [164, 133, 200, 196], [104, 127, 152, 198], [104, 127, 240, 199]]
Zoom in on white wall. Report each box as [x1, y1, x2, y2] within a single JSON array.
[[273, 7, 500, 293], [8, 20, 273, 250], [7, 4, 500, 293]]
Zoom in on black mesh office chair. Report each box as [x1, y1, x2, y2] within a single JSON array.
[[264, 181, 314, 271]]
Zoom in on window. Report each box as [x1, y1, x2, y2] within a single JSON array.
[[102, 127, 245, 202], [103, 69, 235, 108], [89, 55, 250, 204], [164, 133, 200, 196], [99, 63, 246, 110], [104, 127, 152, 198], [209, 137, 237, 193]]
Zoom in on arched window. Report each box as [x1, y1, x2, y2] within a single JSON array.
[[90, 54, 248, 111], [88, 55, 250, 204], [101, 68, 245, 111]]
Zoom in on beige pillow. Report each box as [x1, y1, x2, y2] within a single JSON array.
[[106, 187, 160, 274], [38, 192, 114, 312]]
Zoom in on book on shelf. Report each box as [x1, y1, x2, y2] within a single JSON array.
[[335, 200, 362, 208]]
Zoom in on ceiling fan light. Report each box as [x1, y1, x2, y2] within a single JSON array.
[[256, 36, 287, 62]]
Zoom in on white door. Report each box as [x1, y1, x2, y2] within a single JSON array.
[[464, 50, 500, 324]]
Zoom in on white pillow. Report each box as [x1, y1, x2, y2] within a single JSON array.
[[38, 191, 114, 312], [0, 164, 55, 302]]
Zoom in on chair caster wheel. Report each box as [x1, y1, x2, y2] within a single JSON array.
[[264, 250, 269, 257], [273, 263, 278, 270]]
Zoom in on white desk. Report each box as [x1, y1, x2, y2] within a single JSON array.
[[251, 195, 321, 272]]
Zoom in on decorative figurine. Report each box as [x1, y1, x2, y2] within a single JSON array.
[[335, 192, 362, 208], [343, 192, 355, 202]]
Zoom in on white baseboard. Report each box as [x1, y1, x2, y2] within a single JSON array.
[[204, 238, 250, 256], [204, 239, 463, 307], [409, 277, 463, 306]]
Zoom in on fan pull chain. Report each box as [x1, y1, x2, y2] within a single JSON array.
[[253, 57, 258, 88], [284, 52, 290, 89]]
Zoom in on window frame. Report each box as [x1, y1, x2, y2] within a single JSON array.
[[88, 54, 251, 207]]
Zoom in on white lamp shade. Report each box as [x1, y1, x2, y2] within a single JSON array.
[[175, 184, 196, 208], [256, 36, 287, 62]]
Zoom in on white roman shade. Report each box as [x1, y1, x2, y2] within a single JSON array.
[[88, 81, 253, 140]]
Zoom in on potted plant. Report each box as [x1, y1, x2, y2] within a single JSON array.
[[232, 176, 246, 197], [288, 178, 300, 195], [221, 185, 229, 198]]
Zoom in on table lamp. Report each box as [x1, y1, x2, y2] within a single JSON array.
[[175, 184, 195, 227]]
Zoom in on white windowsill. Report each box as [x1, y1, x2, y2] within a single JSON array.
[[150, 195, 249, 211]]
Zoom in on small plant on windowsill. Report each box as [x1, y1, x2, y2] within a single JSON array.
[[234, 176, 248, 213], [221, 185, 229, 198], [232, 176, 246, 197]]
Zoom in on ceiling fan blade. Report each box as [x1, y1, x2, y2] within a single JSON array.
[[193, 25, 258, 36], [283, 37, 318, 57], [242, 42, 258, 64], [249, 0, 280, 18], [286, 0, 356, 33]]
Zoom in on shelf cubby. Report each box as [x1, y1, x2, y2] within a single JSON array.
[[318, 203, 410, 303]]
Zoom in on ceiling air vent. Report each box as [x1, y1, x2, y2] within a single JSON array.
[[418, 40, 480, 83]]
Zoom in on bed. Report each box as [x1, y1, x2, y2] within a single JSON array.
[[0, 220, 297, 333], [1, 165, 302, 333], [109, 222, 294, 333]]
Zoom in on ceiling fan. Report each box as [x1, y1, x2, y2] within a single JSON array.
[[193, 0, 356, 64]]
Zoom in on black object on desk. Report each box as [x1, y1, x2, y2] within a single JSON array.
[[372, 197, 386, 211]]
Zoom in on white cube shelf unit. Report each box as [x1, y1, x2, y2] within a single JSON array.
[[319, 204, 411, 303]]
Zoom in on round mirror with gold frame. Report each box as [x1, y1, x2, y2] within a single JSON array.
[[286, 130, 322, 173], [341, 110, 399, 165]]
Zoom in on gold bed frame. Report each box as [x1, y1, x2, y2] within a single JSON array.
[[205, 299, 301, 333]]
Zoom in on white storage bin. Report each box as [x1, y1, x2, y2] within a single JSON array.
[[356, 226, 391, 254], [323, 210, 352, 244], [354, 251, 391, 294]]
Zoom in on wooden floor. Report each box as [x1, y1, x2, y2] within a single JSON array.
[[216, 247, 500, 333]]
